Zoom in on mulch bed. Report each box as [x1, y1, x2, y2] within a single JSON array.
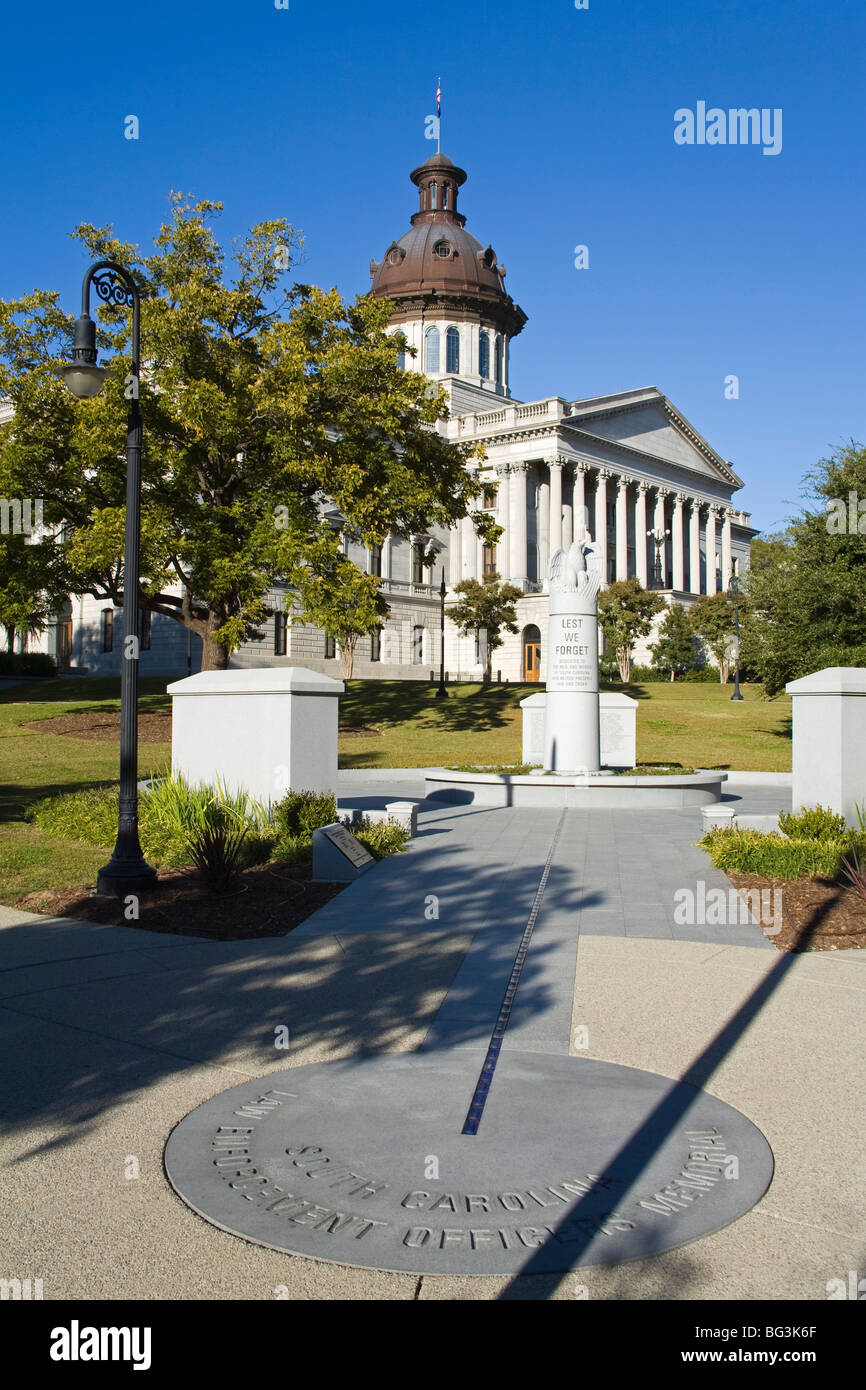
[[23, 712, 383, 742], [17, 862, 343, 940], [729, 873, 866, 952]]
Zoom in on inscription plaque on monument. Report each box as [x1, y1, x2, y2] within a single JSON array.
[[312, 822, 375, 882], [165, 1051, 774, 1276], [546, 614, 597, 693]]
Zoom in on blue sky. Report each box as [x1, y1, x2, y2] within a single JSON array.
[[2, 0, 863, 533]]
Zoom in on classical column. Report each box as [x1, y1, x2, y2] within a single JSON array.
[[615, 475, 629, 581], [461, 515, 476, 581], [495, 465, 510, 578], [562, 497, 573, 549], [448, 526, 460, 587], [721, 509, 733, 591], [383, 534, 393, 581], [635, 482, 648, 587], [509, 462, 528, 584], [549, 459, 564, 554], [672, 493, 685, 592], [537, 469, 550, 586], [705, 505, 718, 596], [689, 501, 701, 594], [574, 462, 587, 534], [594, 469, 609, 580]]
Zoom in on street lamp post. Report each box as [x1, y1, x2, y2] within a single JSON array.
[[729, 571, 744, 701], [647, 527, 670, 589], [62, 261, 157, 897], [436, 568, 448, 698]]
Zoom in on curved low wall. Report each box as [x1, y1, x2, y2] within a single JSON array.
[[424, 769, 727, 809]]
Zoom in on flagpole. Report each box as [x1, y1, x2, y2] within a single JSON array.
[[437, 75, 441, 154]]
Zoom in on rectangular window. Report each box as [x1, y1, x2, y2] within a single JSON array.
[[483, 544, 497, 576], [412, 625, 424, 664], [274, 611, 287, 656], [369, 544, 382, 577], [102, 609, 113, 653], [412, 542, 426, 585], [140, 608, 151, 652], [482, 487, 497, 509], [324, 634, 336, 660], [370, 627, 381, 662]]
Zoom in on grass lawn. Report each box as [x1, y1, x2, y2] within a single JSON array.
[[0, 675, 791, 900]]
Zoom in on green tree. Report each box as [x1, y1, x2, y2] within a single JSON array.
[[448, 572, 522, 681], [650, 602, 697, 681], [294, 557, 390, 680], [0, 196, 496, 670], [689, 592, 737, 682], [598, 578, 664, 683], [742, 445, 866, 694], [0, 534, 65, 653]]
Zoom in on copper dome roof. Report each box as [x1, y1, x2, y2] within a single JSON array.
[[369, 153, 527, 338]]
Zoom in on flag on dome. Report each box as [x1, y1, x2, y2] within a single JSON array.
[[436, 78, 441, 118]]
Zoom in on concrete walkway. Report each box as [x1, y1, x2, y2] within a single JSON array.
[[0, 777, 863, 1300]]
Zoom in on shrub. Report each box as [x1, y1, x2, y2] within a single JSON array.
[[700, 827, 866, 880], [274, 789, 337, 840], [185, 808, 248, 892], [354, 819, 409, 859], [0, 651, 57, 677], [778, 805, 848, 840], [30, 784, 118, 845]]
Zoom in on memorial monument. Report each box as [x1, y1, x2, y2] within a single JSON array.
[[543, 531, 604, 774]]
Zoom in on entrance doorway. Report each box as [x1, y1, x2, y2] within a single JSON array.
[[522, 624, 541, 682]]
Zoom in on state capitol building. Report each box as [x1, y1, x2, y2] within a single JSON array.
[[4, 149, 755, 682]]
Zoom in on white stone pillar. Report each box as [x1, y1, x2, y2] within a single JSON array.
[[689, 501, 701, 594], [705, 506, 718, 596], [635, 482, 648, 587], [509, 462, 528, 584], [538, 470, 550, 586], [383, 534, 393, 581], [721, 510, 733, 591], [495, 465, 510, 578], [461, 515, 476, 581], [594, 470, 608, 581], [549, 459, 564, 554], [448, 526, 460, 587], [562, 498, 573, 549], [615, 475, 629, 581], [672, 493, 685, 592], [574, 462, 587, 534]]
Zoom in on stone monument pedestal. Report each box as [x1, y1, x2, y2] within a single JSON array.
[[522, 692, 637, 769], [542, 537, 603, 773], [167, 666, 343, 807], [786, 666, 866, 825]]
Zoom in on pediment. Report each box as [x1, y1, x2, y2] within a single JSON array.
[[567, 390, 741, 487]]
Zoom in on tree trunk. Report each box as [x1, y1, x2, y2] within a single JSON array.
[[670, 668, 675, 681], [617, 646, 630, 683], [6, 625, 15, 654], [200, 614, 230, 671]]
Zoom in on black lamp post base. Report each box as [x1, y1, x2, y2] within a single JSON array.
[[435, 684, 448, 698], [97, 856, 158, 898], [730, 693, 744, 702]]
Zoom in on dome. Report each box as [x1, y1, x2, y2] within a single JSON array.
[[369, 154, 527, 339]]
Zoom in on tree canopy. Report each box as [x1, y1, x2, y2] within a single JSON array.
[[598, 578, 664, 682], [448, 573, 522, 681], [0, 195, 496, 668]]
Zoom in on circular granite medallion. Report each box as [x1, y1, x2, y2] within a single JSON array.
[[164, 1050, 774, 1275]]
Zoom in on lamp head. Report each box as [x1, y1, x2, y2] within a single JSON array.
[[61, 314, 107, 398]]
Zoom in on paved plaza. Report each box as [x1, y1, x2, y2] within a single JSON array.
[[1, 774, 863, 1299]]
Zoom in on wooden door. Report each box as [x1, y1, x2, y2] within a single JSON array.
[[524, 642, 541, 682]]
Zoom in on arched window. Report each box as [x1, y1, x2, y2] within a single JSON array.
[[426, 326, 440, 373], [479, 331, 490, 379], [442, 183, 449, 209], [445, 327, 460, 374], [494, 336, 503, 386], [430, 182, 438, 209]]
